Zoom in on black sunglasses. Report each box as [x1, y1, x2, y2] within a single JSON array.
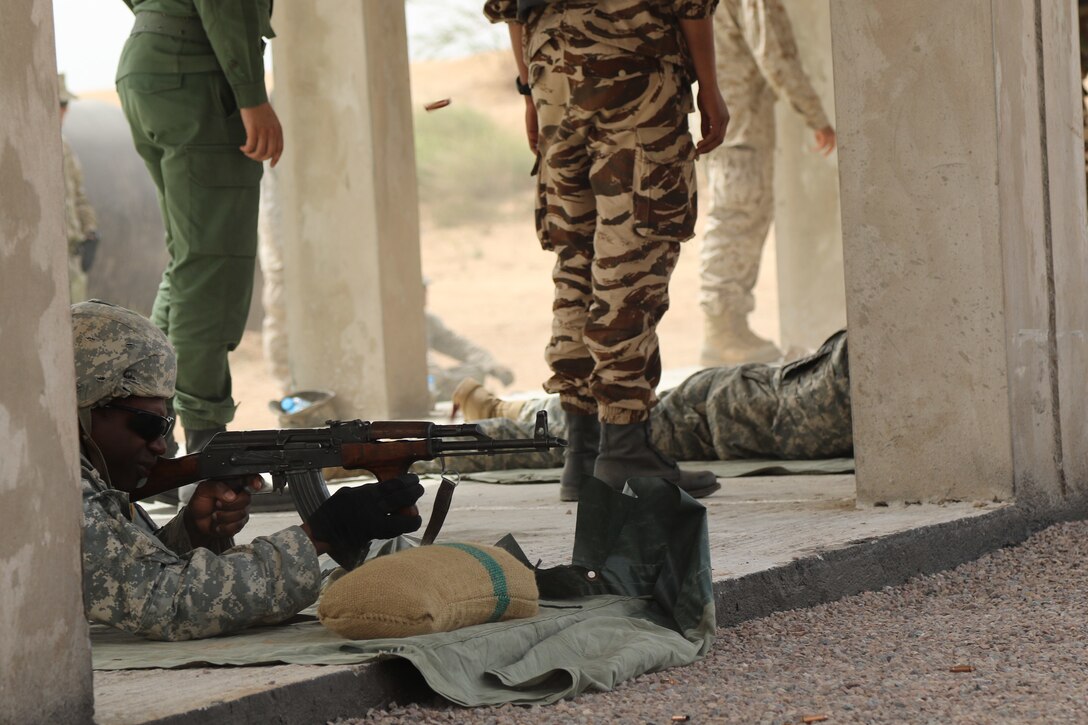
[[104, 403, 175, 443]]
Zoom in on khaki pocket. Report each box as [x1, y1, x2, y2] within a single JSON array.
[[633, 128, 697, 243]]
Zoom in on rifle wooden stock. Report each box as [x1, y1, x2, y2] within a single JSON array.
[[134, 454, 206, 502]]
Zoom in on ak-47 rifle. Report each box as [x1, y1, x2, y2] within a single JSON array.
[[133, 411, 565, 542]]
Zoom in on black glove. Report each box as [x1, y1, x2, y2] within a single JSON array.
[[307, 475, 425, 565], [80, 231, 99, 273]]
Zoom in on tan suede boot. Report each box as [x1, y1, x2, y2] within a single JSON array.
[[452, 378, 527, 422], [699, 312, 781, 367]]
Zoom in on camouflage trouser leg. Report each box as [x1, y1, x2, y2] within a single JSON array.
[[532, 48, 697, 425], [699, 133, 775, 317]]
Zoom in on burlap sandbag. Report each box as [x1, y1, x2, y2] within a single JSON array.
[[317, 542, 539, 639]]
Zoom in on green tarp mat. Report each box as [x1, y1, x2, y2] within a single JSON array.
[[90, 477, 715, 706]]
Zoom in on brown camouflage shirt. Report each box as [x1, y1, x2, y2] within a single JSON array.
[[484, 0, 717, 72]]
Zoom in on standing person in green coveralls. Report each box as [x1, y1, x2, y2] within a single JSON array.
[[116, 0, 283, 455]]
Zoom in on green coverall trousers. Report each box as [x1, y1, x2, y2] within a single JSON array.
[[118, 71, 263, 430]]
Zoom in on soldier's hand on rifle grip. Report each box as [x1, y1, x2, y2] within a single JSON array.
[[183, 475, 263, 542], [305, 475, 426, 564]]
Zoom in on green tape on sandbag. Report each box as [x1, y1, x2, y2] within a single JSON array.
[[438, 543, 510, 622]]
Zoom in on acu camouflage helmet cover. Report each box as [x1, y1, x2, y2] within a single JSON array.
[[72, 300, 176, 410]]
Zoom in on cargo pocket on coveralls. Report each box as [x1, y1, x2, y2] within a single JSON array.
[[633, 128, 697, 243], [186, 146, 263, 256]]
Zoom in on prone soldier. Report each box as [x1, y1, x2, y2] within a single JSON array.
[[74, 301, 424, 641]]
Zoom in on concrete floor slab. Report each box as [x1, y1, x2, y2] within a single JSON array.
[[205, 473, 1005, 580], [95, 475, 1019, 724]]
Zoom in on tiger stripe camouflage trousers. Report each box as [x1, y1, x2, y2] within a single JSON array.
[[531, 42, 698, 424]]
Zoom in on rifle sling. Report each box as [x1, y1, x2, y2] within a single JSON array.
[[421, 477, 457, 545]]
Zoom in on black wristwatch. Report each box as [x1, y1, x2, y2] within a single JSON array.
[[515, 76, 532, 96]]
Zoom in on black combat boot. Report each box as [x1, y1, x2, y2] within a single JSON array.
[[558, 413, 600, 503], [594, 420, 720, 499]]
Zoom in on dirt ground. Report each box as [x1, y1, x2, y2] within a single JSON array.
[[226, 51, 781, 432]]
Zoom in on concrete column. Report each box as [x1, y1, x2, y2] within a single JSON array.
[[773, 0, 846, 352], [0, 1, 94, 722], [830, 0, 1088, 507], [272, 0, 429, 420], [995, 0, 1088, 509]]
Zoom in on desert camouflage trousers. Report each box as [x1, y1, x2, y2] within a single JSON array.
[[531, 42, 698, 424], [699, 103, 776, 317]]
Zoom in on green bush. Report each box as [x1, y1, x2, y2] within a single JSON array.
[[414, 106, 533, 227]]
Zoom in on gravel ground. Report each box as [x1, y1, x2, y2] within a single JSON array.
[[346, 519, 1088, 724]]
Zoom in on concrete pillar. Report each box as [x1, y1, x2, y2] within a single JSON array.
[[272, 0, 429, 419], [0, 2, 94, 722], [994, 0, 1088, 509], [773, 0, 846, 352], [831, 0, 1088, 507]]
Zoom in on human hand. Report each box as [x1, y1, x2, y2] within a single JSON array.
[[239, 102, 284, 167], [489, 365, 515, 387], [812, 126, 836, 156], [305, 475, 425, 565], [694, 85, 729, 156], [184, 475, 262, 539], [524, 97, 539, 153]]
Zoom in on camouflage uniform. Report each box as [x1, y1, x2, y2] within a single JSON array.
[[432, 330, 850, 473], [484, 0, 714, 425], [652, 328, 850, 459], [62, 137, 98, 302], [427, 312, 513, 400], [73, 301, 321, 641], [700, 0, 830, 318]]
